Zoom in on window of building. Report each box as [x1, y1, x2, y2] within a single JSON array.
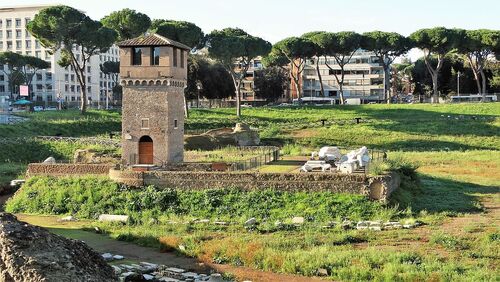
[[76, 85, 80, 92], [15, 18, 21, 27], [16, 41, 21, 49], [65, 85, 69, 92], [180, 50, 185, 68], [16, 30, 21, 38], [87, 76, 91, 83], [71, 96, 75, 101], [0, 31, 3, 38], [25, 29, 30, 38], [151, 47, 160, 65], [0, 42, 3, 49], [6, 19, 12, 28], [47, 95, 52, 101], [46, 72, 52, 80], [36, 95, 42, 101], [0, 75, 4, 81], [36, 84, 43, 90], [25, 18, 31, 25], [132, 47, 142, 65], [6, 30, 12, 39], [172, 48, 178, 67], [25, 51, 31, 56], [64, 74, 69, 81], [0, 20, 2, 28], [35, 40, 40, 49], [25, 40, 31, 48], [0, 85, 5, 92], [87, 66, 91, 73], [174, 119, 178, 129], [70, 74, 74, 82], [36, 73, 42, 81], [141, 118, 150, 129], [70, 85, 75, 92], [87, 86, 91, 93], [35, 51, 41, 58]]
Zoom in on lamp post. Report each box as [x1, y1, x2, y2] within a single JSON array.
[[457, 71, 461, 96], [196, 81, 202, 108]]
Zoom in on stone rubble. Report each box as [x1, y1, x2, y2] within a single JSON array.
[[100, 257, 232, 282]]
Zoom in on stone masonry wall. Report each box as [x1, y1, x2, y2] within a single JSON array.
[[27, 164, 113, 177]]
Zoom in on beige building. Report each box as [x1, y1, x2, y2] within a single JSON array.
[[0, 5, 119, 107], [118, 34, 189, 166], [298, 49, 386, 103]]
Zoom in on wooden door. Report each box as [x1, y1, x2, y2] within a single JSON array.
[[138, 136, 153, 164]]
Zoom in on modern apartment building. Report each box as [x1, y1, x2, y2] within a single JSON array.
[[293, 49, 386, 103], [0, 5, 119, 107], [234, 56, 266, 103]]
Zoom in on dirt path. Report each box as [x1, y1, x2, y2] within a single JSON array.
[[15, 214, 326, 282]]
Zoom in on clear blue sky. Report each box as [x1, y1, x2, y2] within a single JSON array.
[[8, 0, 500, 59]]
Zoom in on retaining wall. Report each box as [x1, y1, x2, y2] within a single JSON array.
[[27, 164, 114, 177], [109, 169, 400, 201]]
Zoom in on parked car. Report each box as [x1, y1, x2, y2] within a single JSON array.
[[45, 106, 58, 111], [33, 106, 44, 112]]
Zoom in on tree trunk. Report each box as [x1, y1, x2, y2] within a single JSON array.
[[480, 69, 487, 102], [236, 83, 241, 117], [384, 66, 391, 104], [339, 69, 345, 104], [466, 55, 482, 94], [431, 73, 439, 104], [315, 58, 325, 97]]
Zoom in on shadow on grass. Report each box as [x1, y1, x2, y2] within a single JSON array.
[[349, 107, 499, 138], [392, 174, 498, 214], [381, 140, 496, 152]]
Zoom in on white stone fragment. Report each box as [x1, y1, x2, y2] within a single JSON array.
[[98, 214, 129, 223], [292, 217, 305, 224]]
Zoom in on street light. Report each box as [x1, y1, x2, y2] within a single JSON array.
[[196, 81, 202, 108], [457, 71, 461, 96]]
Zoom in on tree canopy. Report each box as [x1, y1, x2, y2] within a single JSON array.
[[207, 28, 271, 116], [267, 36, 315, 99], [308, 31, 362, 103], [27, 5, 117, 114], [362, 31, 413, 102], [410, 27, 462, 102], [254, 67, 289, 102], [152, 20, 204, 50], [101, 9, 151, 41]]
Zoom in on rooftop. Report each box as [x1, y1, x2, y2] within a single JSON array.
[[118, 34, 191, 51]]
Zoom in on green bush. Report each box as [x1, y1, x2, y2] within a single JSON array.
[[6, 176, 393, 223]]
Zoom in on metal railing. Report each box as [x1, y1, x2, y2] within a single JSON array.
[[227, 146, 280, 171]]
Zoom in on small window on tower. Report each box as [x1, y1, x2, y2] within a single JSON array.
[[173, 48, 178, 67], [141, 118, 150, 129], [132, 47, 142, 65], [151, 47, 160, 65], [174, 119, 178, 129]]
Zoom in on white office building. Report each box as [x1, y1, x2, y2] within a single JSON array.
[[0, 5, 119, 107]]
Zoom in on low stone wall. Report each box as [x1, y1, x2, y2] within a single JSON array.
[[27, 164, 114, 177], [109, 169, 401, 200]]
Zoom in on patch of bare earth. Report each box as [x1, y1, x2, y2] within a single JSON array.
[[209, 263, 327, 282]]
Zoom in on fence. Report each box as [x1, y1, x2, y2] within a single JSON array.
[[224, 146, 280, 171]]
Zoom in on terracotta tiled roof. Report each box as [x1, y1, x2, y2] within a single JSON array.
[[118, 33, 191, 50]]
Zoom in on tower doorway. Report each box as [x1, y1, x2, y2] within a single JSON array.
[[138, 136, 153, 164]]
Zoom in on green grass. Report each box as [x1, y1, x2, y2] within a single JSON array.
[[6, 176, 393, 223], [2, 103, 500, 280]]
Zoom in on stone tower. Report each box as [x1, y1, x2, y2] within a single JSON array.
[[118, 34, 190, 166]]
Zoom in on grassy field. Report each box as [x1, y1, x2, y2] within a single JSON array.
[[2, 103, 500, 280]]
